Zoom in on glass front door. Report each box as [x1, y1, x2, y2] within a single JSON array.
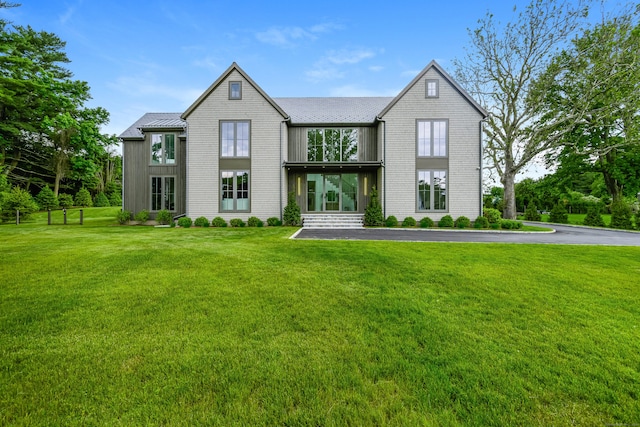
[[306, 173, 357, 212]]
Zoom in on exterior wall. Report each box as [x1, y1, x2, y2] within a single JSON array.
[[185, 69, 286, 221], [381, 68, 483, 221], [123, 134, 186, 218]]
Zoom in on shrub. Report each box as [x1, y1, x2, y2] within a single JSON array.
[[364, 186, 384, 226], [156, 209, 172, 225], [247, 216, 264, 227], [58, 193, 74, 209], [474, 216, 489, 229], [108, 192, 122, 207], [94, 192, 110, 207], [523, 202, 541, 221], [455, 216, 471, 229], [385, 215, 398, 227], [134, 209, 150, 223], [1, 186, 39, 222], [267, 217, 282, 226], [230, 218, 245, 227], [490, 222, 501, 229], [483, 208, 502, 224], [438, 215, 454, 228], [610, 199, 633, 230], [402, 216, 416, 227], [177, 216, 193, 228], [283, 192, 301, 226], [549, 203, 569, 224], [583, 205, 606, 227], [419, 217, 434, 228], [194, 216, 210, 227], [116, 210, 131, 225], [74, 188, 93, 207], [212, 216, 227, 227], [35, 186, 58, 210], [500, 219, 523, 229]]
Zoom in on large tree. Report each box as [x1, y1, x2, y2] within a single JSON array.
[[530, 10, 640, 201], [453, 0, 589, 219], [0, 3, 119, 195]]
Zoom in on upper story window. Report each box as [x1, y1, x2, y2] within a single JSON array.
[[417, 120, 447, 157], [229, 81, 242, 100], [221, 121, 250, 157], [307, 128, 358, 162], [151, 134, 176, 164], [426, 79, 439, 98]]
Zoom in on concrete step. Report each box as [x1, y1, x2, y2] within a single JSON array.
[[302, 214, 364, 229]]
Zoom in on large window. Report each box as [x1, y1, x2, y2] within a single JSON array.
[[151, 134, 176, 164], [418, 170, 447, 211], [221, 121, 250, 157], [417, 120, 447, 157], [307, 128, 358, 162], [221, 171, 249, 211], [151, 176, 175, 211]]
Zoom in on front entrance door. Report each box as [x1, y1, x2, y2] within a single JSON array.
[[306, 173, 357, 212]]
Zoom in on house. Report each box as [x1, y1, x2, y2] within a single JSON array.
[[119, 61, 487, 225]]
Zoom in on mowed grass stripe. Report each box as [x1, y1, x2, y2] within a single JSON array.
[[1, 209, 639, 425]]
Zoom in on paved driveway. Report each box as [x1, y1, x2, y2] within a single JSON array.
[[294, 223, 640, 246]]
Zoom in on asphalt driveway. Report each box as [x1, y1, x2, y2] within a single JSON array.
[[293, 223, 640, 246]]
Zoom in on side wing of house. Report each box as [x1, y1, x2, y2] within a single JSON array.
[[378, 61, 487, 221], [120, 113, 186, 219], [182, 63, 289, 221]]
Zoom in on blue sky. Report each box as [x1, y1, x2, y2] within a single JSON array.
[[1, 0, 623, 139]]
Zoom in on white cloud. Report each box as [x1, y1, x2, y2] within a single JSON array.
[[401, 69, 422, 77], [59, 6, 76, 25], [108, 75, 202, 109], [255, 21, 342, 48], [192, 56, 219, 72], [255, 26, 316, 47], [326, 49, 376, 65], [369, 65, 384, 72], [305, 48, 382, 83]]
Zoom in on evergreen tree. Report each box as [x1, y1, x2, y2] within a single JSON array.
[[364, 186, 384, 226], [283, 192, 301, 226], [35, 185, 58, 210]]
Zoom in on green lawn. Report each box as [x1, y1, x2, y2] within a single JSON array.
[[1, 208, 639, 425]]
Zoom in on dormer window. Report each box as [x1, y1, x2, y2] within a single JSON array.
[[229, 81, 242, 100], [426, 79, 439, 98]]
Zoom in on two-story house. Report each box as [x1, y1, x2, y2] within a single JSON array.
[[119, 61, 487, 225]]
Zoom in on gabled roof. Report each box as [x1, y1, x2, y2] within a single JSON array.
[[377, 60, 488, 119], [118, 113, 185, 139], [181, 62, 289, 120], [274, 97, 393, 125]]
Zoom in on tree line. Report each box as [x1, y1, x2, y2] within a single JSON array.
[[0, 2, 120, 221], [455, 0, 640, 219]]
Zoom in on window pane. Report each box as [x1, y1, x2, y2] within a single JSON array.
[[151, 134, 163, 164], [418, 121, 430, 156], [221, 122, 235, 157], [236, 171, 249, 210], [324, 129, 340, 161], [237, 122, 249, 157], [341, 129, 358, 161], [165, 177, 175, 211], [151, 177, 162, 210], [230, 82, 241, 99], [427, 81, 437, 97], [418, 171, 431, 210], [165, 134, 175, 164], [433, 121, 447, 156], [221, 171, 234, 210], [307, 129, 323, 161], [434, 171, 446, 210]]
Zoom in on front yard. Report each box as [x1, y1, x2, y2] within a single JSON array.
[[1, 209, 639, 425]]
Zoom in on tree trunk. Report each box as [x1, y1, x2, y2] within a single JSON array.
[[502, 170, 517, 220]]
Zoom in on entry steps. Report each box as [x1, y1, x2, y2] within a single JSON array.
[[301, 214, 364, 229]]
